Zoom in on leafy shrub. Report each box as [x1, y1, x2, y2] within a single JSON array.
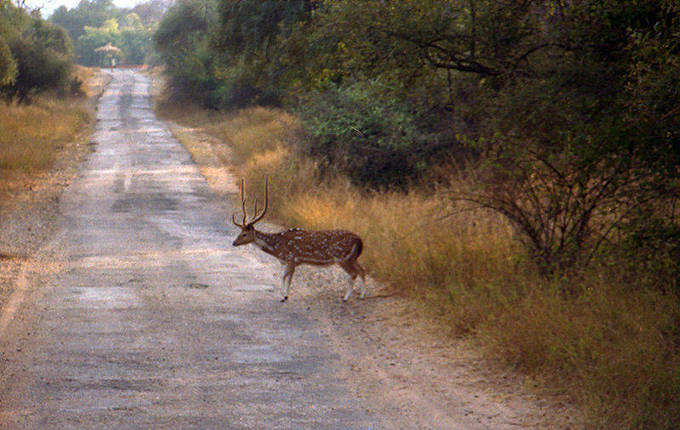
[[618, 209, 680, 293], [153, 0, 219, 106], [2, 15, 73, 102], [68, 75, 85, 97], [0, 35, 17, 86], [297, 83, 447, 188], [6, 39, 71, 101], [211, 59, 265, 109]]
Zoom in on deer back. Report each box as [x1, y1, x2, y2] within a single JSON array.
[[274, 228, 362, 264]]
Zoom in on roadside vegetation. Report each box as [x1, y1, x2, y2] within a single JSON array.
[[1, 0, 103, 189], [0, 64, 101, 192], [0, 94, 88, 174], [1, 0, 76, 103], [154, 1, 680, 427]]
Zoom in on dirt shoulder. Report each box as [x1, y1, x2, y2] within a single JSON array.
[[165, 120, 581, 429], [0, 71, 110, 312]]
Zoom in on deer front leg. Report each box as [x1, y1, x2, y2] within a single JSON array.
[[280, 263, 296, 302], [354, 261, 366, 299], [359, 276, 366, 299]]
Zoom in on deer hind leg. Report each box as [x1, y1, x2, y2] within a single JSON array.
[[340, 261, 359, 302], [352, 260, 367, 299], [281, 264, 296, 302]]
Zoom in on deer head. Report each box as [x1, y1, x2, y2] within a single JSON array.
[[232, 178, 268, 246]]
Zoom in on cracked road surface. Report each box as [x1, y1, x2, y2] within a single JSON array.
[[0, 70, 379, 429]]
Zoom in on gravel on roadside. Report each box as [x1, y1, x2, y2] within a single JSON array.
[[0, 72, 109, 311]]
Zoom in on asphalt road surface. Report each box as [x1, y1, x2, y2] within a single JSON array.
[[0, 69, 385, 429]]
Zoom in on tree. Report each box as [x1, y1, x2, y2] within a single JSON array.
[[76, 18, 119, 65], [0, 35, 17, 86], [0, 1, 18, 85], [1, 2, 74, 101], [209, 0, 315, 106], [118, 13, 149, 65], [130, 0, 172, 27], [153, 0, 217, 103], [459, 0, 680, 277], [50, 0, 118, 43]]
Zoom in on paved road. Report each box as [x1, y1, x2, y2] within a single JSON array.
[[0, 70, 375, 429]]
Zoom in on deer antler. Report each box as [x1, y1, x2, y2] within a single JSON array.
[[232, 177, 268, 227], [249, 177, 268, 225], [232, 179, 247, 227]]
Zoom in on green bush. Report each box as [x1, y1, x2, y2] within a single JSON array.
[[297, 83, 448, 188], [0, 35, 17, 86], [7, 38, 71, 101], [1, 8, 74, 102], [618, 210, 680, 293], [207, 58, 263, 109], [153, 0, 219, 106]]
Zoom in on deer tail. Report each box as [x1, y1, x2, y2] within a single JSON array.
[[353, 237, 363, 259]]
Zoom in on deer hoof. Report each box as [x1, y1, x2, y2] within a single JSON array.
[[280, 296, 288, 303]]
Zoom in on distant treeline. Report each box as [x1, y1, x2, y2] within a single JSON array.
[[50, 0, 168, 66], [154, 0, 679, 279], [1, 0, 166, 101]]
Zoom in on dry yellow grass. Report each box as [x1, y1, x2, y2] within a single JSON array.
[[0, 98, 89, 173], [0, 66, 104, 197], [72, 65, 108, 98], [0, 66, 103, 175], [158, 100, 680, 429]]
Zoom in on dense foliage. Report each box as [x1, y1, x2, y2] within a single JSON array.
[[0, 1, 18, 87], [153, 0, 217, 103], [49, 0, 166, 66], [155, 0, 679, 281], [0, 1, 75, 101]]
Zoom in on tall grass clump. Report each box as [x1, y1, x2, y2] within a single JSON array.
[[0, 97, 89, 174], [483, 276, 680, 428], [161, 101, 680, 428], [0, 66, 97, 185]]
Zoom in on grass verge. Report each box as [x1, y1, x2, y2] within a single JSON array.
[[0, 66, 105, 187], [0, 98, 89, 175], [157, 99, 680, 429]]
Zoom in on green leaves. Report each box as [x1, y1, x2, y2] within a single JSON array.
[[297, 82, 444, 188], [0, 35, 18, 86], [1, 4, 74, 101], [153, 0, 218, 104], [50, 0, 156, 66]]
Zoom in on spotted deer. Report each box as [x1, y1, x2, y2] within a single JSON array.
[[231, 178, 366, 302]]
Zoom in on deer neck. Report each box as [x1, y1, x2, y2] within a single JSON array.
[[253, 230, 282, 255]]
